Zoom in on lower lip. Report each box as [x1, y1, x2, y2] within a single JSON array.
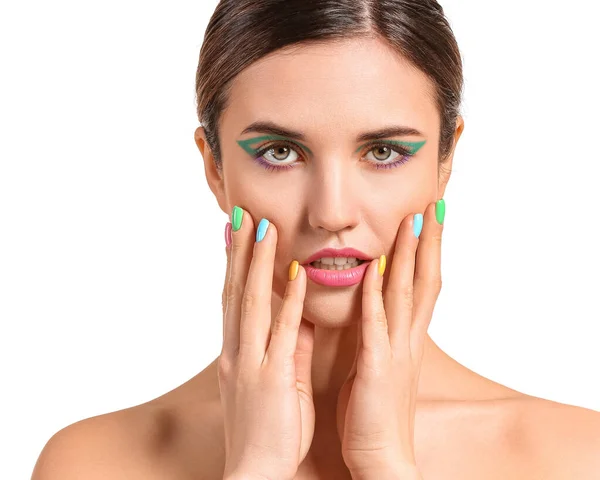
[[303, 261, 370, 287]]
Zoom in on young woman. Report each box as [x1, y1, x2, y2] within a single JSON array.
[[32, 1, 600, 479]]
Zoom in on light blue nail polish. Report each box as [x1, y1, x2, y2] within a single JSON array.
[[256, 218, 269, 242], [413, 213, 423, 238]]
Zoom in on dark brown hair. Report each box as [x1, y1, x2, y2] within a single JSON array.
[[195, 0, 463, 175]]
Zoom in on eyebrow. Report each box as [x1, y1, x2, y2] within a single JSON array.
[[240, 121, 425, 144]]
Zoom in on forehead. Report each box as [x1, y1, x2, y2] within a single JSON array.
[[223, 37, 439, 138]]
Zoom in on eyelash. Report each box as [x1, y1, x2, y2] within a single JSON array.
[[252, 141, 414, 172]]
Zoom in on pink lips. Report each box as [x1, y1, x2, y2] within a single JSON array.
[[304, 261, 370, 287], [301, 247, 373, 287]]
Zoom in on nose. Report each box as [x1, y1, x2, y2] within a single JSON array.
[[307, 156, 361, 233]]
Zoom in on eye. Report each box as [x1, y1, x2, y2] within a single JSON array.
[[253, 142, 300, 171], [364, 143, 413, 169], [362, 142, 414, 170]]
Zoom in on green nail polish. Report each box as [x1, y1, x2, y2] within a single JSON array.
[[231, 206, 243, 231], [435, 199, 446, 225]]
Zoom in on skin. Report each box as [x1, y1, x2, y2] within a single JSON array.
[[32, 36, 600, 480]]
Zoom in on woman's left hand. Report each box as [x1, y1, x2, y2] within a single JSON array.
[[336, 199, 446, 480]]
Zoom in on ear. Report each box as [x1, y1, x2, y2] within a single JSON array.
[[437, 115, 465, 199], [194, 126, 229, 215]]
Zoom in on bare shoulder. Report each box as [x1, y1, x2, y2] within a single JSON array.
[[32, 363, 224, 480], [31, 404, 174, 480], [517, 395, 600, 479], [416, 389, 600, 479]]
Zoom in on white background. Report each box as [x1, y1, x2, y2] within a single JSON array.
[[1, 1, 599, 478]]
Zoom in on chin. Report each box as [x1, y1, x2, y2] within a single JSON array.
[[301, 283, 363, 328]]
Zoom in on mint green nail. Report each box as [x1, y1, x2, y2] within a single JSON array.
[[256, 218, 269, 242], [231, 206, 243, 231], [435, 199, 446, 225]]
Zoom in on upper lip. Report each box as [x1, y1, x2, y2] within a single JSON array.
[[302, 247, 374, 265]]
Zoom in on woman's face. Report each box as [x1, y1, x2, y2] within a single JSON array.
[[197, 36, 461, 328]]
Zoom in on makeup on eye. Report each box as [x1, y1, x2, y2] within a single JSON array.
[[235, 136, 427, 172]]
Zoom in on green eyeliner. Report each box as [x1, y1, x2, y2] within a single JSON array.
[[237, 135, 313, 156], [353, 139, 426, 155], [236, 136, 426, 158]]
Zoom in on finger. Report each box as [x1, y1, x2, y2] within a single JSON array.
[[221, 221, 232, 319], [411, 199, 444, 356], [346, 314, 362, 383], [267, 263, 312, 381], [360, 255, 388, 356], [222, 206, 255, 359], [239, 217, 278, 360], [385, 212, 420, 352], [294, 317, 315, 395]]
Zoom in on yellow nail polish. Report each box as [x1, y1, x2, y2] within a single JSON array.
[[378, 255, 386, 277], [289, 260, 299, 281]]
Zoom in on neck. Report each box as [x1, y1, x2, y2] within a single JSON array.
[[308, 319, 459, 403]]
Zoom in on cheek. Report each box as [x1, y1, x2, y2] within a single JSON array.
[[376, 161, 437, 212], [367, 177, 435, 245], [225, 172, 288, 221]]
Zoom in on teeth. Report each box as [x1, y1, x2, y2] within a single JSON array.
[[315, 256, 357, 265], [311, 258, 363, 270]]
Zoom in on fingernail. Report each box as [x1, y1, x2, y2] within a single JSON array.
[[289, 260, 299, 281], [435, 199, 446, 225], [413, 213, 423, 238], [231, 206, 243, 231], [256, 218, 269, 242], [225, 222, 232, 247], [378, 254, 386, 277]]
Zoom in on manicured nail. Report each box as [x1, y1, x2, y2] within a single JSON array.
[[435, 199, 446, 225], [413, 213, 423, 238], [225, 222, 232, 247], [231, 206, 243, 231], [378, 254, 386, 277], [289, 260, 299, 281], [256, 218, 269, 242]]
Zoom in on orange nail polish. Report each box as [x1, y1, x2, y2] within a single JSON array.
[[289, 260, 299, 281]]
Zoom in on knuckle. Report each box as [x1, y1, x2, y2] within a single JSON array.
[[225, 291, 237, 309], [241, 292, 256, 317], [271, 315, 290, 335], [374, 309, 387, 326], [402, 285, 415, 307], [225, 279, 243, 302], [415, 275, 442, 293], [230, 235, 245, 252], [359, 350, 387, 377], [283, 288, 295, 302], [282, 288, 301, 308], [217, 355, 235, 378]]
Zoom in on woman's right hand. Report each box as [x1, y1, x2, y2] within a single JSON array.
[[219, 206, 316, 480]]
